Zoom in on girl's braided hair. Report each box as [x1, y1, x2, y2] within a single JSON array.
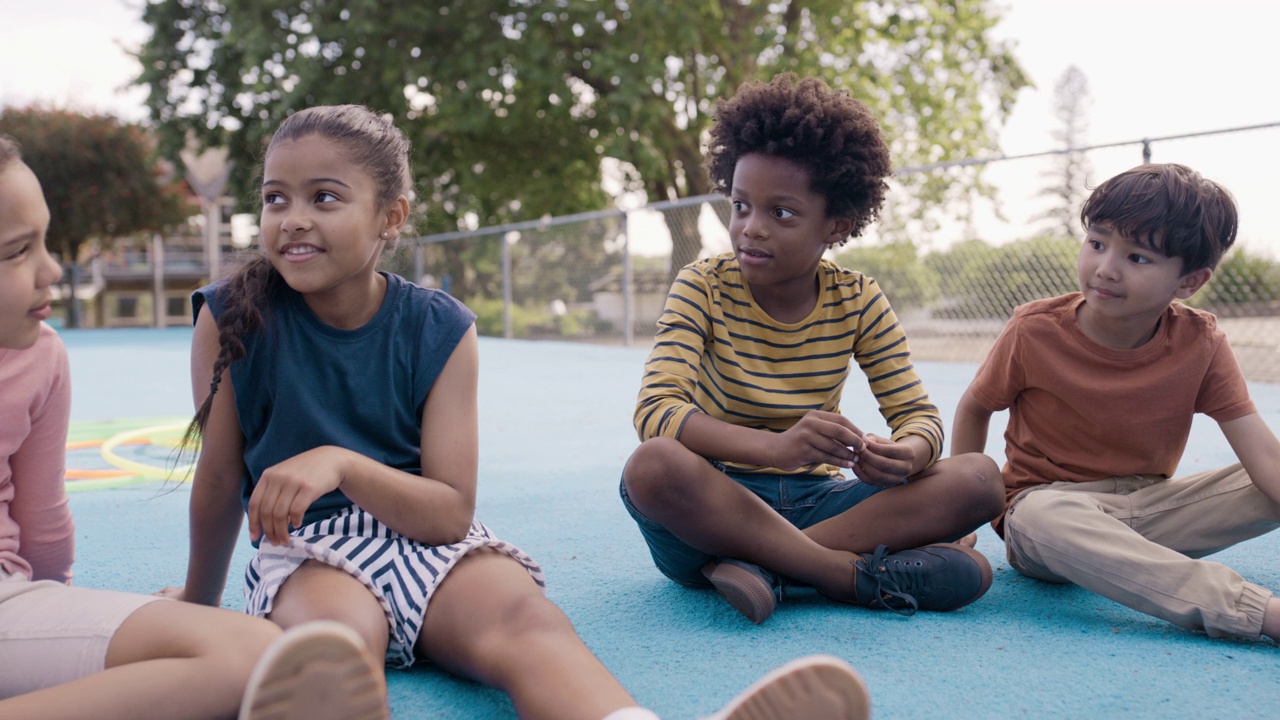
[[182, 105, 412, 450]]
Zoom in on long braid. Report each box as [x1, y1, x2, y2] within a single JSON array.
[[178, 254, 280, 457]]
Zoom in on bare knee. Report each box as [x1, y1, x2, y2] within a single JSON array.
[[622, 436, 705, 512], [465, 593, 579, 670], [268, 561, 389, 659], [944, 452, 1007, 523]]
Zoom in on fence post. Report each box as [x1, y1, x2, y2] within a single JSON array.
[[413, 244, 424, 286], [151, 233, 167, 328], [502, 232, 514, 339], [622, 213, 633, 347]]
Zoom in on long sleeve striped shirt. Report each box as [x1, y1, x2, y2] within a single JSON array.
[[634, 254, 943, 477]]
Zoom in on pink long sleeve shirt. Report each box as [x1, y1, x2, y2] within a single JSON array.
[[0, 324, 74, 582]]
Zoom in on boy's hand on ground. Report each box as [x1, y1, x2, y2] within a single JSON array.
[[769, 410, 864, 471], [249, 446, 348, 547], [850, 434, 914, 487]]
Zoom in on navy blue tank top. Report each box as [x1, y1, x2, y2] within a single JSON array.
[[193, 272, 476, 528]]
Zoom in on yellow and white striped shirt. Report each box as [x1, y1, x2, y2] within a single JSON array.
[[634, 254, 942, 477]]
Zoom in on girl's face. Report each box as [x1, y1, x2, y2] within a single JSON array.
[[0, 161, 61, 350], [258, 134, 402, 321]]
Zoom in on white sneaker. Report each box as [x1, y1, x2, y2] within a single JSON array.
[[239, 620, 388, 720], [705, 655, 870, 720]]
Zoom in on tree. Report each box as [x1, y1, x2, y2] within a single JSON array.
[[1036, 64, 1093, 238], [137, 0, 1028, 280], [0, 107, 190, 265]]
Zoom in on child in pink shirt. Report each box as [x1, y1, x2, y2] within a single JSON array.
[[0, 135, 387, 720]]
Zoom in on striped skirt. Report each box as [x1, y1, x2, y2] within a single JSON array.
[[243, 505, 545, 668]]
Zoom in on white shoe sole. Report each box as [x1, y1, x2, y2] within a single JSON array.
[[239, 620, 388, 720], [711, 654, 871, 720]]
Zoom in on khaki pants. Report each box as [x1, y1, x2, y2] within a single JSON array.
[[1004, 463, 1279, 639]]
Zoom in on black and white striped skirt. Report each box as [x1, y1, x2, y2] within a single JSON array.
[[243, 505, 545, 668]]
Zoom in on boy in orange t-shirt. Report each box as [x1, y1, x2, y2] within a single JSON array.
[[951, 163, 1280, 641]]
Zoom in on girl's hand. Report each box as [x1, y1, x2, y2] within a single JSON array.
[[155, 584, 187, 600], [768, 410, 865, 471], [851, 434, 915, 487], [248, 446, 348, 546], [154, 584, 220, 606]]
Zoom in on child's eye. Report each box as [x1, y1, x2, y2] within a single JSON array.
[[3, 242, 31, 261], [1129, 254, 1152, 265], [772, 207, 796, 220], [263, 192, 285, 205], [731, 199, 747, 213], [315, 191, 339, 203]]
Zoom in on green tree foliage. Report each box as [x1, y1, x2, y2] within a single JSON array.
[[925, 235, 1079, 318], [136, 0, 1028, 277], [835, 240, 941, 311], [0, 107, 189, 263]]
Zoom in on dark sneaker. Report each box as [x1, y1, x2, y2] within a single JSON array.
[[850, 543, 993, 615], [702, 558, 783, 624]]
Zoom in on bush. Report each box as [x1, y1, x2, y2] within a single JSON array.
[[925, 236, 1079, 319], [835, 240, 942, 311]]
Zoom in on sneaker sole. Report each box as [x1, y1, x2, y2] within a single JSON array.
[[921, 542, 994, 611], [239, 620, 388, 720], [704, 562, 777, 624], [714, 654, 871, 720]]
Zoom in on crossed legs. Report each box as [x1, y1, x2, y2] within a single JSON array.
[[621, 436, 1004, 602]]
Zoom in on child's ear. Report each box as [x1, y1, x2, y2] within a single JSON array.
[[381, 195, 410, 239], [823, 216, 854, 247], [1175, 267, 1213, 299]]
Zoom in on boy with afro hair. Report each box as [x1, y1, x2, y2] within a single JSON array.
[[619, 74, 1005, 624]]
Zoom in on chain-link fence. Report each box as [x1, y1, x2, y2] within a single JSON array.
[[400, 131, 1280, 384]]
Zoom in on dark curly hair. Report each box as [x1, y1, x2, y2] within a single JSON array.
[[1080, 163, 1238, 275], [705, 73, 892, 243]]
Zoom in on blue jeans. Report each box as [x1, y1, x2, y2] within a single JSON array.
[[620, 463, 885, 586]]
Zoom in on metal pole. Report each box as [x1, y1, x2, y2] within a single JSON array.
[[66, 263, 81, 328], [205, 201, 222, 282], [1142, 139, 1152, 163], [502, 233, 513, 339], [152, 233, 167, 328], [621, 215, 633, 347], [414, 244, 424, 286]]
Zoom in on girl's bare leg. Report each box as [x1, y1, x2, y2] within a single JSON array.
[[0, 599, 279, 720], [265, 559, 391, 668], [418, 548, 637, 720]]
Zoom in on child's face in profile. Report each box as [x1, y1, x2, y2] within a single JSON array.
[[1076, 222, 1198, 323], [0, 161, 61, 350]]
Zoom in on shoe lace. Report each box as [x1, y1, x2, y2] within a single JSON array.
[[853, 545, 920, 616]]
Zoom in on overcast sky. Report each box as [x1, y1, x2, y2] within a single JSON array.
[[2, 0, 1277, 256]]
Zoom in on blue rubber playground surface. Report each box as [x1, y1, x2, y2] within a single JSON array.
[[60, 327, 1278, 719]]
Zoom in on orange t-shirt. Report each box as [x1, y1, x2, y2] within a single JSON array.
[[968, 294, 1256, 535]]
